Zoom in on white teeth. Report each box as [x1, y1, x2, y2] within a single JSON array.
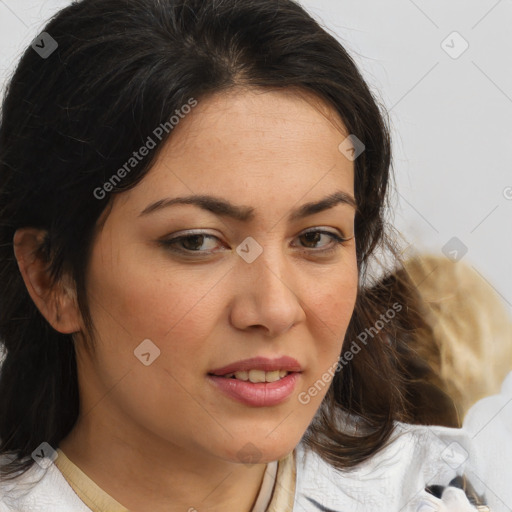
[[223, 370, 290, 382], [265, 370, 281, 383], [248, 369, 266, 383]]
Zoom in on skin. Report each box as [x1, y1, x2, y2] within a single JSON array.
[[13, 87, 358, 512]]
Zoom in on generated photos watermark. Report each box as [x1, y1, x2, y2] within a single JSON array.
[[298, 302, 402, 405], [93, 98, 198, 200]]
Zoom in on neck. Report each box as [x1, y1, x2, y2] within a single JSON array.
[[59, 414, 269, 512]]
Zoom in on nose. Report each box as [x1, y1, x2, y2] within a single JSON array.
[[228, 245, 306, 337]]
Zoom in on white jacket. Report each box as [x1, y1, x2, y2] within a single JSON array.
[[462, 371, 512, 512], [0, 421, 491, 512]]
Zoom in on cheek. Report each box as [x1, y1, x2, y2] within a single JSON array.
[[85, 237, 224, 351], [80, 247, 227, 439], [308, 262, 358, 342], [299, 262, 358, 402]]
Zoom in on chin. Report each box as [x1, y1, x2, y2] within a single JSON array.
[[219, 435, 299, 465]]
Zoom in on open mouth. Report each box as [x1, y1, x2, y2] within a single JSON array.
[[214, 370, 291, 383], [207, 364, 301, 406]]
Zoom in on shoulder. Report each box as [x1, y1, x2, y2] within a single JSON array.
[[0, 454, 91, 512], [294, 421, 476, 512]]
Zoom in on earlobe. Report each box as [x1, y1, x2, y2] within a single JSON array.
[[13, 228, 82, 334]]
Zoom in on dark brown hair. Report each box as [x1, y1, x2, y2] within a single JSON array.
[[0, 0, 428, 479]]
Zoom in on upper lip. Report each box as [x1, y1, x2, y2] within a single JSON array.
[[209, 356, 303, 376]]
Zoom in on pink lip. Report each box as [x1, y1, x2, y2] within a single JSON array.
[[207, 356, 303, 407], [207, 372, 300, 407], [209, 356, 303, 376]]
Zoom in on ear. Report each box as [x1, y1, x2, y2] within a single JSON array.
[[13, 228, 82, 334]]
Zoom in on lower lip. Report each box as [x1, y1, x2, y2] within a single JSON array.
[[207, 372, 300, 407]]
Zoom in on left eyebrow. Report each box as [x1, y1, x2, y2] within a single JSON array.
[[138, 190, 357, 221], [289, 191, 357, 221]]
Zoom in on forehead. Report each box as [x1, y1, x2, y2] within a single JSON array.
[[113, 87, 354, 218], [164, 86, 349, 161]]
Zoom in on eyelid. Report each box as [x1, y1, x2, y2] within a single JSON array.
[[299, 226, 349, 239], [157, 230, 225, 256]]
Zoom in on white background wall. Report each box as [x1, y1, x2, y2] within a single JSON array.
[[1, 0, 511, 312]]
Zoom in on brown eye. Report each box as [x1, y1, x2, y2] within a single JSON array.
[[300, 231, 322, 248], [295, 229, 347, 251], [159, 232, 223, 255], [181, 234, 206, 251]]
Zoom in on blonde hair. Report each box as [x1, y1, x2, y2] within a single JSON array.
[[403, 254, 512, 419]]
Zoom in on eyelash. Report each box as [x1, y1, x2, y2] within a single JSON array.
[[158, 228, 350, 257]]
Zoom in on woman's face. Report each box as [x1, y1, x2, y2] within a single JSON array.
[[78, 87, 358, 464]]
